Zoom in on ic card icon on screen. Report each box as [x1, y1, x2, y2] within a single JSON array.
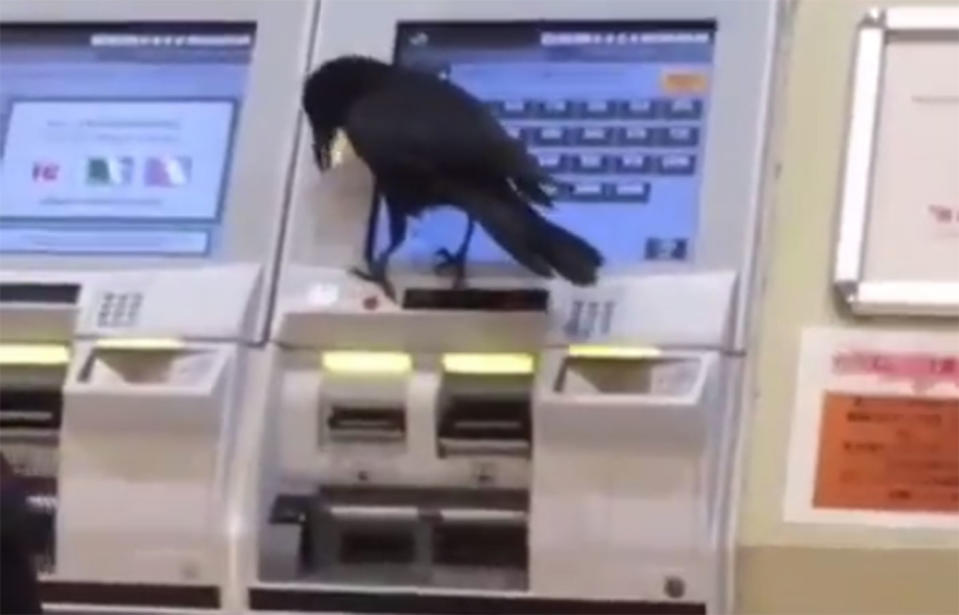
[[144, 156, 192, 187], [86, 156, 133, 186], [32, 161, 61, 183]]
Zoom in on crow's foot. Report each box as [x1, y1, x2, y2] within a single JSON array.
[[432, 248, 468, 289], [350, 265, 396, 302]]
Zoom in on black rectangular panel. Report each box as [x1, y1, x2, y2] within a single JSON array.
[[0, 389, 63, 429], [249, 588, 705, 614], [402, 288, 548, 311], [41, 582, 219, 609], [0, 283, 79, 304]]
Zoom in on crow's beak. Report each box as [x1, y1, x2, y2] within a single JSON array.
[[329, 129, 355, 168]]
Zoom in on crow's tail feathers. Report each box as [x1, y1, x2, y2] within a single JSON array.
[[450, 183, 604, 286], [530, 213, 603, 286]]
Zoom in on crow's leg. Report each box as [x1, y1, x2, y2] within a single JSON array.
[[350, 259, 395, 302], [352, 237, 404, 302], [351, 202, 408, 302], [433, 216, 475, 289], [351, 240, 402, 301]]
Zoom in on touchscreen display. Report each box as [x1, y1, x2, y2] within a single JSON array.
[[0, 23, 255, 256], [369, 21, 715, 271]]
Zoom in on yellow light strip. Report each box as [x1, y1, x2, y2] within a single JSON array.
[[567, 345, 662, 360], [0, 343, 70, 366], [442, 353, 534, 375], [322, 351, 412, 374], [95, 337, 186, 351]]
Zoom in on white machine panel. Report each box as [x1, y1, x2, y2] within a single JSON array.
[[1, 0, 314, 342], [57, 341, 236, 584], [278, 0, 780, 351], [242, 1, 784, 613], [0, 1, 317, 611]]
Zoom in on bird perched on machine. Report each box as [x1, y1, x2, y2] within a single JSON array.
[[301, 55, 603, 300]]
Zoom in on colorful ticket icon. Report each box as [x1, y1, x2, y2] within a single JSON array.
[[145, 156, 192, 187], [86, 156, 133, 186]]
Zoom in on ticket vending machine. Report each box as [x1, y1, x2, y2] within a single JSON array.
[[0, 1, 315, 610], [238, 0, 784, 613]]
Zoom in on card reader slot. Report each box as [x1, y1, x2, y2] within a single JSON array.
[[0, 389, 62, 428], [438, 396, 531, 457], [327, 406, 405, 442], [439, 399, 530, 440]]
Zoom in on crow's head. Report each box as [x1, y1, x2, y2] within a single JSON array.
[[302, 55, 390, 171]]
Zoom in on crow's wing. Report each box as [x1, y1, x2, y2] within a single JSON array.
[[343, 71, 550, 199], [439, 177, 602, 284]]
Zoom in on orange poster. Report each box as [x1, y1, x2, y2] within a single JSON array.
[[813, 393, 959, 513]]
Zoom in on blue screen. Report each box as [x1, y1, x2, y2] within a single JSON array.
[[370, 21, 715, 271], [0, 23, 255, 257]]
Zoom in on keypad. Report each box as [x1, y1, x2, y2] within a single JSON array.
[[534, 126, 567, 145], [540, 100, 571, 117], [96, 290, 143, 328], [493, 96, 704, 202], [573, 154, 608, 173], [658, 154, 697, 175]]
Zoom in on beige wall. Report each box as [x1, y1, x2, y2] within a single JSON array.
[[735, 0, 959, 613]]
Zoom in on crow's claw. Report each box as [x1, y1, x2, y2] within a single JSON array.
[[350, 265, 396, 302], [432, 248, 467, 289]]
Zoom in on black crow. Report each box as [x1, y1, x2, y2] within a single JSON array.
[[302, 55, 603, 300]]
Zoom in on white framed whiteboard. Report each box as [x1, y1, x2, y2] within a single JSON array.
[[834, 7, 959, 317]]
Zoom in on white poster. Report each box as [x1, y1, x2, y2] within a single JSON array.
[[865, 37, 959, 284], [834, 10, 959, 316]]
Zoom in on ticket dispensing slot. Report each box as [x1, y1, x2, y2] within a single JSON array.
[[78, 339, 223, 387], [437, 354, 535, 459], [0, 343, 71, 575], [55, 338, 234, 583], [559, 346, 704, 396], [531, 346, 718, 601], [549, 345, 711, 452]]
